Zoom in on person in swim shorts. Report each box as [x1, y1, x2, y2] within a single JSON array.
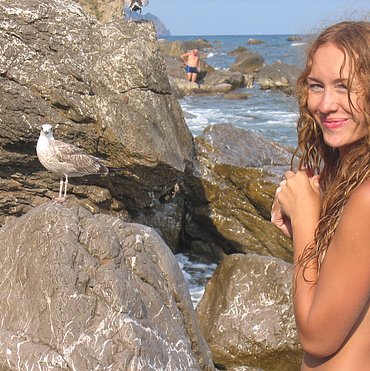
[[181, 49, 200, 82]]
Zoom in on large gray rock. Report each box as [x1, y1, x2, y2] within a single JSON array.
[[183, 124, 293, 261], [196, 253, 301, 370], [256, 61, 302, 92], [0, 203, 215, 370], [0, 0, 193, 251], [202, 71, 246, 91], [229, 50, 265, 74]]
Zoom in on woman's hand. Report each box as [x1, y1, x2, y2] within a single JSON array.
[[271, 181, 293, 238], [271, 170, 321, 238], [278, 170, 321, 231]]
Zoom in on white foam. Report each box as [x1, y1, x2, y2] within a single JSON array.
[[176, 253, 217, 308]]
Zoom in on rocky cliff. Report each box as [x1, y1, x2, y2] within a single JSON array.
[[0, 1, 298, 368], [0, 0, 291, 260], [73, 0, 123, 22], [0, 0, 192, 248]]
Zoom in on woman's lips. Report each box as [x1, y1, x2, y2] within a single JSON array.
[[321, 119, 348, 129]]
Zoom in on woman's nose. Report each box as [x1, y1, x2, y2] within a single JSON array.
[[317, 89, 339, 113]]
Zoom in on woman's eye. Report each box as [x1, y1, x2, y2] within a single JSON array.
[[336, 83, 348, 92], [308, 83, 323, 91]]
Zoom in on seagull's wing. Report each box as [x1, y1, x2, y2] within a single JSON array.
[[142, 0, 149, 7], [52, 140, 86, 157], [51, 140, 108, 175]]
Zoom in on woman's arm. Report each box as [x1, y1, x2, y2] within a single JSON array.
[[280, 175, 370, 357]]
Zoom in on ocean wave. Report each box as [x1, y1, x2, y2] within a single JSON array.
[[206, 52, 216, 58]]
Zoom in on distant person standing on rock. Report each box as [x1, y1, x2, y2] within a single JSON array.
[[181, 49, 200, 82]]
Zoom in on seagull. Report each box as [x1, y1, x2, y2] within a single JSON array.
[[123, 0, 149, 13], [36, 124, 109, 202]]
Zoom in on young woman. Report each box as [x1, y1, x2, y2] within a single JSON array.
[[271, 21, 370, 369]]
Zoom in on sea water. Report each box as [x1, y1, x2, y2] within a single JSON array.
[[165, 34, 308, 306]]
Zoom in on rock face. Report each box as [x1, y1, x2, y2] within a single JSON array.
[[229, 49, 265, 74], [75, 0, 123, 21], [196, 253, 302, 370], [256, 61, 301, 93], [183, 124, 293, 261], [0, 203, 215, 370], [202, 71, 246, 93], [0, 0, 193, 251]]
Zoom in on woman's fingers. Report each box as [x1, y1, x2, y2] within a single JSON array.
[[285, 170, 295, 179]]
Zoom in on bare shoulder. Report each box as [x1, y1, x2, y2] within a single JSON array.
[[341, 178, 370, 223], [348, 178, 370, 205]]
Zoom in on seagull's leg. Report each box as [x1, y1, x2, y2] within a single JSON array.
[[59, 178, 64, 198], [64, 175, 69, 199], [56, 176, 66, 203]]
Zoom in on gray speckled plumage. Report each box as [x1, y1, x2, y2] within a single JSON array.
[[36, 124, 108, 201]]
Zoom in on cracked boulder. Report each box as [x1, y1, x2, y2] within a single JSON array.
[[0, 0, 193, 252], [196, 253, 301, 370], [0, 202, 215, 370]]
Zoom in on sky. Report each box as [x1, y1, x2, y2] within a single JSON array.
[[143, 0, 370, 35]]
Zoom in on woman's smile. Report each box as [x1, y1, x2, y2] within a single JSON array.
[[307, 43, 366, 155], [321, 118, 349, 130]]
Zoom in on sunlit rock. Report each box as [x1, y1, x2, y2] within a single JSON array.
[[256, 60, 302, 93], [196, 253, 301, 370], [0, 203, 215, 370]]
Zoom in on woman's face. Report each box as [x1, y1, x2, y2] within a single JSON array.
[[306, 43, 366, 155]]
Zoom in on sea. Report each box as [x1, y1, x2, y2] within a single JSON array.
[[161, 34, 309, 307]]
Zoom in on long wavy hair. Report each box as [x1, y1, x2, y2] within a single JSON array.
[[293, 21, 370, 279]]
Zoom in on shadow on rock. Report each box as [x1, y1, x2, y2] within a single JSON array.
[[182, 123, 294, 263]]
